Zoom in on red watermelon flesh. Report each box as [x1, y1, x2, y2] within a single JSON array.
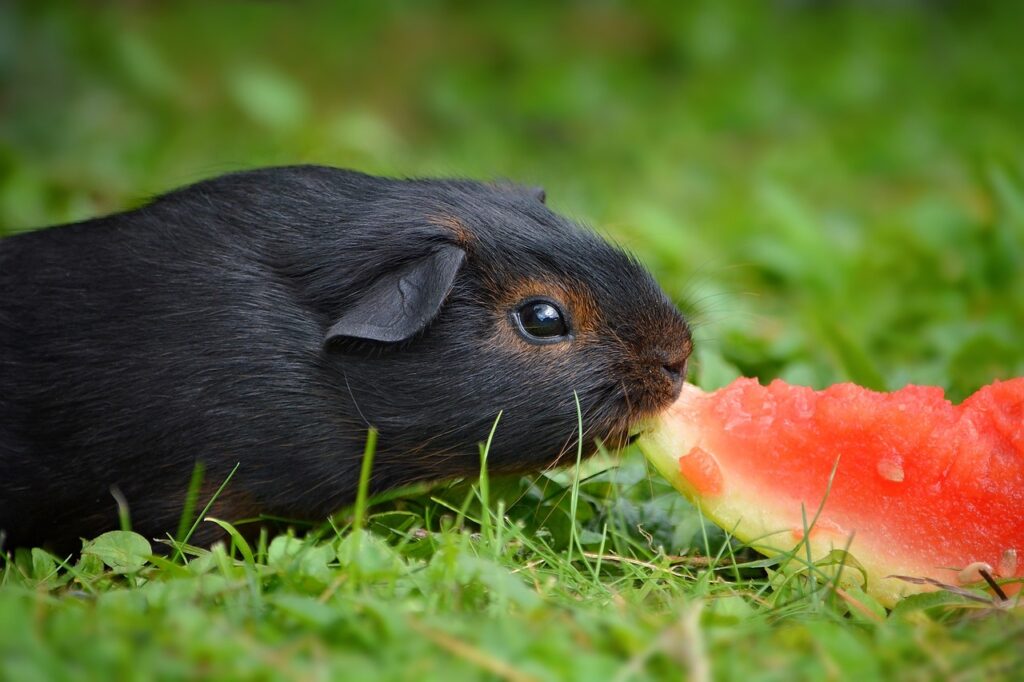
[[637, 378, 1024, 606]]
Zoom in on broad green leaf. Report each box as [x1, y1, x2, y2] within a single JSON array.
[[81, 531, 152, 574]]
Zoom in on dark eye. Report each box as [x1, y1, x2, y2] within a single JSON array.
[[513, 299, 570, 342]]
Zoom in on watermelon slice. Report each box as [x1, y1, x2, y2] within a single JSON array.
[[637, 378, 1024, 606]]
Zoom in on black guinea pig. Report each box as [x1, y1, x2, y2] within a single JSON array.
[[0, 166, 692, 554]]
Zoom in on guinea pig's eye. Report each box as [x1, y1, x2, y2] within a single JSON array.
[[512, 299, 570, 343]]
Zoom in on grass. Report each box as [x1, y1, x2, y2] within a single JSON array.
[[2, 1, 1023, 679]]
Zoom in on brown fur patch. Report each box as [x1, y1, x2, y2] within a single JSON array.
[[427, 213, 475, 248], [193, 477, 261, 523], [172, 476, 266, 548]]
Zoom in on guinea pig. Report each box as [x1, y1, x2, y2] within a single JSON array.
[[0, 165, 692, 554]]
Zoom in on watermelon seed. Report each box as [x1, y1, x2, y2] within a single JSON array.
[[876, 454, 904, 482], [957, 561, 994, 585], [998, 548, 1018, 577]]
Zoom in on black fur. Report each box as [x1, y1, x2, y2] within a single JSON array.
[[0, 166, 691, 553]]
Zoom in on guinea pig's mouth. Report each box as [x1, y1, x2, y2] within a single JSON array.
[[587, 379, 680, 452], [594, 424, 645, 452]]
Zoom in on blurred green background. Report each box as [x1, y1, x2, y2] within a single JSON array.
[[3, 0, 1023, 397]]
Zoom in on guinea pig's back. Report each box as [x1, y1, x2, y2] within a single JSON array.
[[0, 203, 355, 550]]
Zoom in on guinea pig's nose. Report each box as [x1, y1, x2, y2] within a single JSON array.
[[656, 344, 688, 391], [661, 360, 686, 391], [648, 346, 689, 400]]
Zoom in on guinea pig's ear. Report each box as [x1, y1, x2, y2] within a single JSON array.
[[494, 180, 546, 204], [525, 186, 546, 204], [324, 245, 465, 346]]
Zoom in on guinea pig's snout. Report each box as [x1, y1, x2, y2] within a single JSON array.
[[629, 345, 690, 416], [660, 358, 686, 388], [656, 350, 687, 399], [616, 345, 688, 426]]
